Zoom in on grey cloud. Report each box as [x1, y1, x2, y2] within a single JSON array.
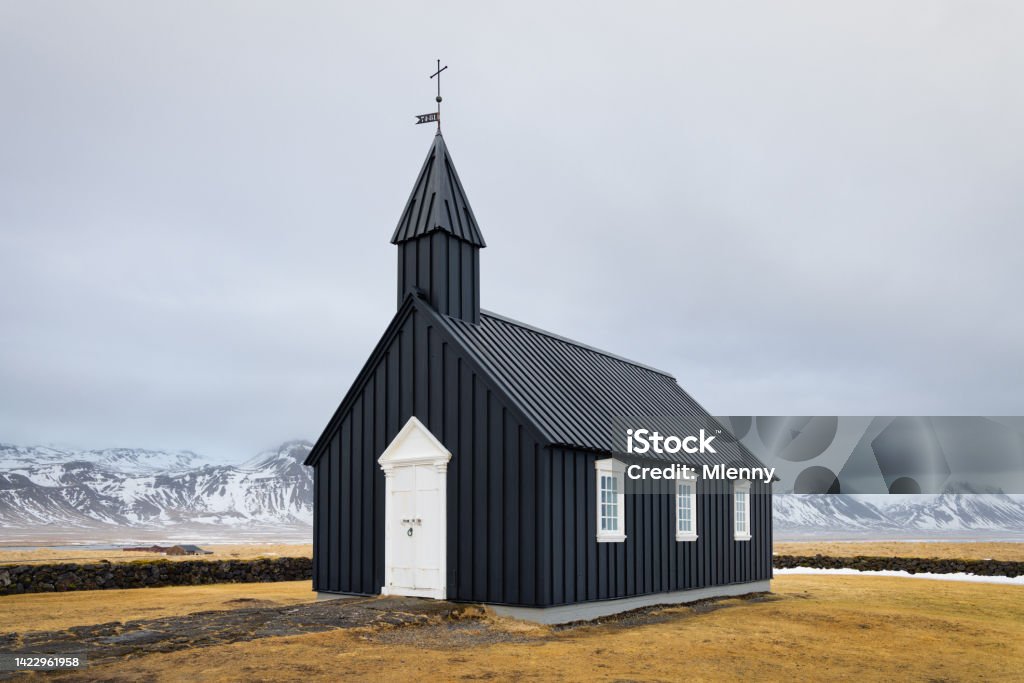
[[1, 1, 1022, 459]]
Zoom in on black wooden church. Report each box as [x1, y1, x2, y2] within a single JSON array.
[[304, 131, 773, 622]]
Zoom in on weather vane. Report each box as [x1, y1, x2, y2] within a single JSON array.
[[415, 60, 447, 131]]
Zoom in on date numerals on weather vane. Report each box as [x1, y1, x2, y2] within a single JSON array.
[[415, 60, 447, 130]]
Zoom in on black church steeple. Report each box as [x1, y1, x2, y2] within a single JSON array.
[[392, 133, 485, 323]]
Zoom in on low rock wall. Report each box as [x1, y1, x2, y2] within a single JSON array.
[[0, 557, 312, 596], [3, 554, 1020, 596]]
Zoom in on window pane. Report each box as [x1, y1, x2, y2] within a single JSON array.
[[599, 472, 620, 533], [677, 482, 693, 533]]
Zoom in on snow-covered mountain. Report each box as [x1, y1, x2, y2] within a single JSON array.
[[884, 494, 1024, 532], [773, 494, 898, 531], [0, 445, 211, 473], [0, 441, 313, 534], [3, 441, 1023, 541], [774, 493, 1024, 538]]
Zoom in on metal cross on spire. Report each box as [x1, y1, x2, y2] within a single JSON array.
[[415, 60, 447, 131]]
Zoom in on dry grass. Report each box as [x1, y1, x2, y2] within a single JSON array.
[[48, 575, 1024, 682], [774, 541, 1024, 561], [0, 543, 312, 566], [0, 581, 315, 633]]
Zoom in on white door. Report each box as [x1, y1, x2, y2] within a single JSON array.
[[379, 417, 450, 600], [386, 464, 443, 594]]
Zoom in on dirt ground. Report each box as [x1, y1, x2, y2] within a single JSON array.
[[0, 543, 312, 566], [0, 581, 317, 633], [774, 541, 1024, 561], [14, 574, 1020, 682]]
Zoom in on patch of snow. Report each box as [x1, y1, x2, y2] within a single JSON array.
[[774, 567, 1024, 586]]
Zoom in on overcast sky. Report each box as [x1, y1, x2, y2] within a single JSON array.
[[2, 1, 1022, 461]]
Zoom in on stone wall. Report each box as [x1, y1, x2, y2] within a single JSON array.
[[773, 554, 1024, 577], [2, 554, 1020, 596], [0, 557, 312, 596]]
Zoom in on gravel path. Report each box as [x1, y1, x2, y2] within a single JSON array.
[[0, 589, 774, 679], [0, 596, 465, 678]]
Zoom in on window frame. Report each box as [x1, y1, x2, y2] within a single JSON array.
[[733, 479, 752, 541], [595, 458, 626, 543], [675, 477, 698, 542]]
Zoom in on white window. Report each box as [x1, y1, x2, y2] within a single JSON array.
[[675, 479, 698, 541], [733, 480, 751, 541], [595, 458, 626, 542]]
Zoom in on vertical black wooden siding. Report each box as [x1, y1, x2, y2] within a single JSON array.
[[313, 307, 773, 605], [538, 449, 773, 606], [396, 233, 479, 323], [313, 307, 546, 599]]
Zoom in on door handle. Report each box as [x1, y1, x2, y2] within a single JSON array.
[[407, 527, 414, 537]]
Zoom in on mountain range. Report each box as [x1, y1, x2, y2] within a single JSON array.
[[2, 442, 1023, 542], [773, 493, 1024, 539], [0, 442, 313, 542]]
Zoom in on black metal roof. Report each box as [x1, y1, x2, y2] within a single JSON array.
[[433, 309, 766, 469], [391, 132, 486, 247], [304, 294, 766, 470]]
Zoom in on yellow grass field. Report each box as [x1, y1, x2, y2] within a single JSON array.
[[0, 581, 317, 633], [0, 543, 312, 566], [774, 541, 1024, 561], [18, 574, 1020, 682]]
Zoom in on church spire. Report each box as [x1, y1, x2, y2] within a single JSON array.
[[393, 133, 485, 323], [391, 132, 486, 247]]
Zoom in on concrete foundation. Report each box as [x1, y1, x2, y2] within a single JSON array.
[[487, 580, 771, 624], [316, 591, 359, 602]]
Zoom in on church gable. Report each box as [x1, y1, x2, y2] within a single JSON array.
[[304, 293, 547, 469]]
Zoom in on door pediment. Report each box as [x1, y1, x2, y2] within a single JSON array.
[[378, 416, 452, 470]]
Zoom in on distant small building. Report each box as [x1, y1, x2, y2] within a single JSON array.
[[123, 545, 167, 554], [166, 545, 212, 556], [123, 544, 212, 556]]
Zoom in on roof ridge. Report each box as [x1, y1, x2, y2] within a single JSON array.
[[478, 309, 677, 379]]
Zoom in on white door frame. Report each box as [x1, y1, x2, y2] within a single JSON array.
[[378, 416, 451, 600]]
